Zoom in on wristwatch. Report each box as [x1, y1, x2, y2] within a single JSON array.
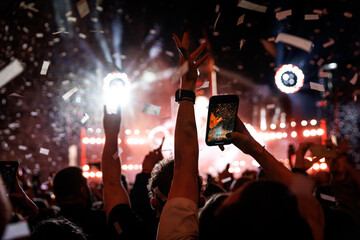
[[175, 89, 195, 104]]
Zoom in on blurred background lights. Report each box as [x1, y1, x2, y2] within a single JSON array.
[[310, 119, 317, 125], [274, 64, 305, 94], [301, 120, 308, 126]]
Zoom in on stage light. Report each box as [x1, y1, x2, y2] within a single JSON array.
[[310, 129, 317, 136], [95, 137, 103, 144], [234, 167, 241, 173], [134, 129, 140, 135], [303, 130, 310, 137], [282, 132, 288, 138], [317, 129, 325, 136], [291, 131, 297, 138], [279, 123, 286, 129], [270, 123, 276, 130], [322, 63, 338, 71], [103, 71, 131, 114], [301, 120, 308, 126], [89, 172, 95, 178], [320, 163, 327, 170], [82, 137, 90, 144], [319, 157, 325, 163], [240, 160, 246, 166], [310, 119, 317, 126], [125, 129, 131, 135], [122, 164, 128, 170], [312, 163, 320, 170], [233, 161, 239, 166], [128, 164, 134, 170], [96, 171, 102, 178], [89, 137, 96, 144], [275, 64, 304, 94], [83, 172, 90, 178], [82, 164, 90, 171], [290, 121, 296, 127], [208, 167, 214, 173], [228, 167, 234, 173]]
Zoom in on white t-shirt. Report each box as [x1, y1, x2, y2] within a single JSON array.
[[157, 197, 199, 240]]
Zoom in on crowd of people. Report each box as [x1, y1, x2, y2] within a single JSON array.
[[1, 33, 360, 240]]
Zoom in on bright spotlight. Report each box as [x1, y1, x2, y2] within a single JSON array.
[[82, 164, 90, 171], [103, 71, 131, 114], [301, 120, 308, 126], [310, 119, 317, 126], [275, 64, 304, 94]]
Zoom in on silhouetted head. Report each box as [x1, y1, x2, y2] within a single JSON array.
[[213, 181, 313, 240], [53, 167, 91, 209], [29, 217, 86, 240]]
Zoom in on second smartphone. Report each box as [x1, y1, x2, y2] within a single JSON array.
[[205, 95, 239, 146]]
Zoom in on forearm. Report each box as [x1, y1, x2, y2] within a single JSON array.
[[102, 134, 130, 217], [168, 100, 199, 203]]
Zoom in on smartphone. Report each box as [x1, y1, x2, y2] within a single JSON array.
[[310, 144, 337, 159], [205, 95, 239, 146], [0, 161, 19, 194]]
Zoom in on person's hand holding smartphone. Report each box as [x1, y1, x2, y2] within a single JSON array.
[[205, 95, 239, 146]]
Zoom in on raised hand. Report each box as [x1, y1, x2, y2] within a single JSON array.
[[225, 116, 263, 156], [172, 33, 209, 91], [103, 105, 121, 138]]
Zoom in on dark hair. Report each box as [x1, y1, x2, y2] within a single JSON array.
[[213, 181, 313, 240], [53, 167, 87, 201], [199, 193, 229, 240], [29, 217, 87, 240]]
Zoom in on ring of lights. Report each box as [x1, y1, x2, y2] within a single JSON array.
[[274, 64, 304, 94], [103, 71, 131, 92]]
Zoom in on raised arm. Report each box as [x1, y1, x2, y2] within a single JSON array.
[[102, 106, 130, 218], [227, 117, 324, 240], [167, 32, 209, 203]]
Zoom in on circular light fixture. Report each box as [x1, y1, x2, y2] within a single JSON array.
[[275, 64, 304, 94]]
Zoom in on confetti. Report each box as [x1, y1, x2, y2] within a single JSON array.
[[36, 33, 44, 38], [171, 61, 189, 83], [40, 61, 50, 75], [96, 5, 103, 12], [65, 11, 72, 17], [320, 193, 336, 202], [275, 33, 313, 52], [142, 103, 161, 116], [237, 14, 245, 25], [214, 12, 221, 30], [317, 58, 324, 66], [79, 33, 87, 39], [195, 81, 209, 90], [76, 0, 90, 18], [215, 4, 220, 13], [40, 147, 50, 155], [67, 17, 77, 22], [323, 38, 335, 48], [18, 145, 28, 151], [318, 68, 330, 78], [238, 0, 267, 13], [2, 221, 30, 240], [0, 59, 24, 88], [276, 9, 292, 21], [25, 153, 33, 159], [350, 73, 358, 85], [165, 51, 174, 57], [62, 87, 79, 101], [89, 30, 104, 33], [344, 12, 353, 18], [304, 14, 319, 20], [310, 82, 325, 92], [81, 113, 89, 124], [239, 39, 246, 50], [221, 177, 232, 184]]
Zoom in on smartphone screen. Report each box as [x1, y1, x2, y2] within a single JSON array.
[[205, 95, 239, 146], [0, 161, 19, 194]]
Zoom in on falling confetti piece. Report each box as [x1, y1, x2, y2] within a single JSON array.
[[310, 82, 325, 92], [238, 0, 267, 13], [214, 12, 221, 30], [62, 87, 79, 101], [276, 9, 292, 21], [76, 0, 90, 18], [237, 14, 245, 25], [81, 113, 89, 124], [350, 73, 358, 85], [142, 103, 161, 115], [40, 61, 50, 75], [275, 33, 313, 52], [40, 147, 50, 155], [0, 59, 24, 88], [304, 14, 319, 20]]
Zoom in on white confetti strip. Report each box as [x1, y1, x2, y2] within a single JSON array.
[[344, 12, 353, 18], [171, 61, 189, 83], [237, 14, 245, 25], [36, 33, 44, 38], [0, 59, 24, 88], [67, 17, 77, 22], [276, 9, 292, 21], [323, 38, 335, 48], [304, 14, 319, 20], [25, 153, 33, 159], [221, 177, 232, 184], [310, 82, 325, 92], [76, 0, 90, 18], [40, 61, 50, 75], [142, 103, 161, 116], [62, 87, 79, 101], [275, 33, 313, 52], [18, 145, 28, 151], [79, 33, 87, 39], [239, 39, 246, 50], [350, 73, 358, 85], [81, 113, 89, 124], [165, 50, 174, 57], [40, 148, 50, 155], [320, 193, 336, 202], [238, 0, 267, 13], [214, 12, 221, 30], [96, 5, 103, 12]]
